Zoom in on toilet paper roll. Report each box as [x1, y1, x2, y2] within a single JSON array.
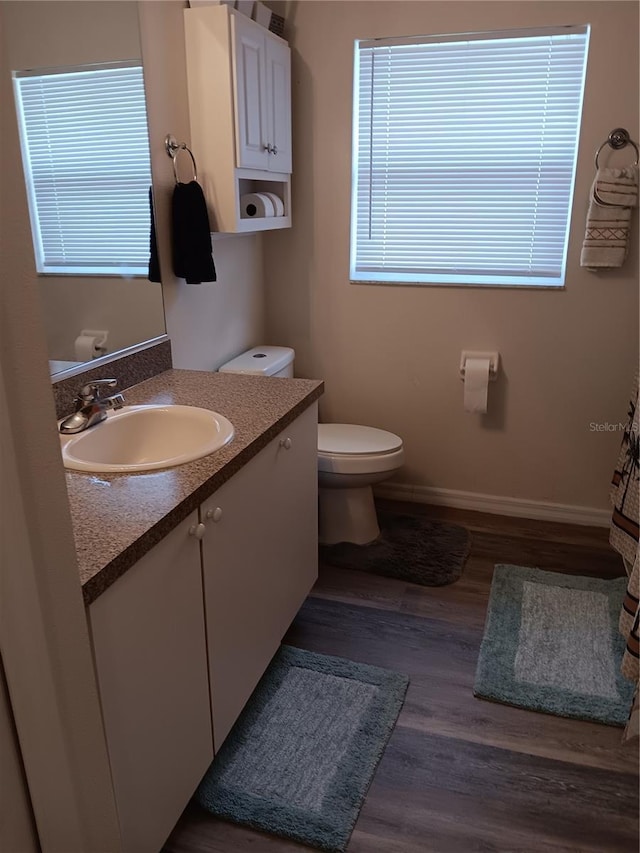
[[463, 357, 490, 414], [74, 335, 98, 361], [262, 191, 285, 216], [74, 329, 109, 361], [240, 192, 276, 219]]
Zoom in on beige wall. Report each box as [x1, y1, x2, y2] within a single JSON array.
[[264, 0, 640, 512], [39, 278, 164, 363], [1, 4, 122, 845], [0, 658, 38, 853], [139, 1, 266, 371], [3, 1, 166, 366]]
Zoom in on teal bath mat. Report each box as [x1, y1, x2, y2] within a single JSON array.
[[195, 645, 409, 851], [474, 564, 634, 726]]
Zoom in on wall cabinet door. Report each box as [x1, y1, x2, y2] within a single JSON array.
[[201, 403, 318, 749], [266, 35, 292, 173], [233, 12, 291, 173], [233, 12, 269, 170], [88, 511, 213, 853]]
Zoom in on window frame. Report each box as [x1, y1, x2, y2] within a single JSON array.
[[13, 60, 152, 278], [349, 25, 591, 289]]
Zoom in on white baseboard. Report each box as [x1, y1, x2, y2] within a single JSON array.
[[373, 483, 611, 528]]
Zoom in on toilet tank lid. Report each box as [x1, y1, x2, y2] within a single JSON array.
[[318, 424, 403, 455], [218, 346, 294, 376]]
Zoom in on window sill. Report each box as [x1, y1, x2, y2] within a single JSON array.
[[350, 279, 565, 291]]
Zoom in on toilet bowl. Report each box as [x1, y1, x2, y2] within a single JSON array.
[[318, 424, 404, 545], [218, 346, 405, 545]]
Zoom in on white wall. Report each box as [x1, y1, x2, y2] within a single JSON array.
[[139, 1, 266, 371], [2, 0, 165, 365], [264, 0, 639, 513]]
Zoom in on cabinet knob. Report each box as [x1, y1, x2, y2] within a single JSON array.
[[206, 507, 223, 523], [263, 143, 278, 155], [271, 144, 278, 156], [189, 522, 207, 540], [280, 437, 292, 450]]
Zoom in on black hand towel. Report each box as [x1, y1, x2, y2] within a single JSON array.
[[172, 180, 217, 284], [148, 186, 161, 283]]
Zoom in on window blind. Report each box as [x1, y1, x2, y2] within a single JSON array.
[[13, 63, 152, 275], [351, 26, 590, 287]]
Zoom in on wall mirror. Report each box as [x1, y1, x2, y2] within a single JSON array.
[[3, 0, 166, 380]]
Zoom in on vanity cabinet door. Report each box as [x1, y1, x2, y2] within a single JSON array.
[[201, 402, 318, 750], [88, 511, 213, 853]]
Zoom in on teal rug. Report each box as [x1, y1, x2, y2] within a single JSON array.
[[195, 645, 409, 852], [474, 565, 634, 726]]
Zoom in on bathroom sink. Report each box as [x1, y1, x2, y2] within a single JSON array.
[[60, 405, 234, 473]]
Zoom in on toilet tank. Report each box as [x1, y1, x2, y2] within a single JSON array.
[[218, 346, 295, 378]]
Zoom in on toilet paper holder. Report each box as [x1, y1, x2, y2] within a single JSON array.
[[459, 351, 500, 380]]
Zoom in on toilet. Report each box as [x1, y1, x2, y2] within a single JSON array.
[[218, 346, 404, 546]]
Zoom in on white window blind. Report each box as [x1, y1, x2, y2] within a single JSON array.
[[13, 62, 152, 276], [351, 26, 590, 287]]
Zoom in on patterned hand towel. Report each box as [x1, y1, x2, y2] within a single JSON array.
[[580, 166, 638, 269]]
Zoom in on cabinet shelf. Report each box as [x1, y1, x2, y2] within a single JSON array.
[[234, 216, 291, 233], [184, 5, 292, 234]]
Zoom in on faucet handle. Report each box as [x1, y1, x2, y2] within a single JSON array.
[[77, 378, 118, 404]]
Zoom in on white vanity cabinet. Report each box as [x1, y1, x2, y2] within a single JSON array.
[[184, 5, 292, 233], [86, 401, 318, 850], [87, 510, 213, 853], [200, 402, 318, 749]]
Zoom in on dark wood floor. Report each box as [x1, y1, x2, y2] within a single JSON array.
[[163, 502, 639, 853]]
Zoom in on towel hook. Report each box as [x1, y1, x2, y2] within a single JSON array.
[[165, 134, 198, 184]]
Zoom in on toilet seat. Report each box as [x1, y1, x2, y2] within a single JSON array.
[[318, 424, 404, 474]]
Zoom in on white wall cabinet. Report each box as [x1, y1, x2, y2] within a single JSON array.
[[185, 5, 292, 233], [233, 12, 292, 173], [87, 403, 318, 850], [88, 510, 213, 853], [201, 402, 318, 749]]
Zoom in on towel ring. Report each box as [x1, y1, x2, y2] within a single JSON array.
[[165, 134, 198, 184], [593, 128, 639, 207], [594, 128, 639, 170]]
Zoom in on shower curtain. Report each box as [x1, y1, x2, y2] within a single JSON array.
[[609, 372, 639, 741]]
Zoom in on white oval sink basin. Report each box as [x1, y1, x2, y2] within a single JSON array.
[[60, 405, 234, 473]]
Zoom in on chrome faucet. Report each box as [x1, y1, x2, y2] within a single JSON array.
[[59, 379, 125, 434]]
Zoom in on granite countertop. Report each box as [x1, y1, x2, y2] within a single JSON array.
[[65, 369, 323, 605]]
